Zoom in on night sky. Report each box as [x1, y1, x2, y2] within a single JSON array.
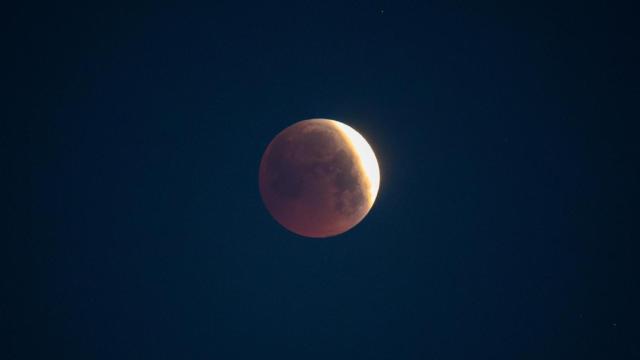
[[8, 1, 639, 359]]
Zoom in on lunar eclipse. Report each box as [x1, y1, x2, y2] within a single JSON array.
[[259, 119, 380, 238]]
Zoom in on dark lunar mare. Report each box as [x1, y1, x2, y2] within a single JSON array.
[[266, 137, 304, 199]]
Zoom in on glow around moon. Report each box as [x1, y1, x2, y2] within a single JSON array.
[[259, 119, 380, 238]]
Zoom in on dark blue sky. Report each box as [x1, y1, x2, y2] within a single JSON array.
[[8, 1, 638, 359]]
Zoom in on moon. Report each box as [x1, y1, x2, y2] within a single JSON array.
[[259, 119, 380, 238]]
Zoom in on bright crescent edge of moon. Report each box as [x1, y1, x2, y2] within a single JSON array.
[[328, 119, 381, 208]]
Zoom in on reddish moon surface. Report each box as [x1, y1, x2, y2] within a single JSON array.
[[259, 119, 380, 238]]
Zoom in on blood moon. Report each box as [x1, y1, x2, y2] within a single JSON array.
[[259, 119, 380, 238]]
